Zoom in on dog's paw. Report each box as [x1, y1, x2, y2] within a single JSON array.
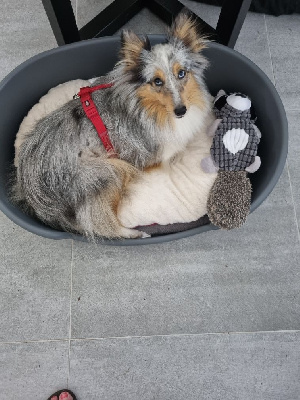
[[118, 227, 151, 239]]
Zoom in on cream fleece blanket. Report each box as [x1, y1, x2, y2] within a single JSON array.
[[14, 80, 217, 228], [118, 115, 217, 227]]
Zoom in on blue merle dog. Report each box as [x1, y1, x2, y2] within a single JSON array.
[[12, 12, 212, 239]]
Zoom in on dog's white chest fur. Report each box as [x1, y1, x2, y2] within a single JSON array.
[[160, 105, 208, 162]]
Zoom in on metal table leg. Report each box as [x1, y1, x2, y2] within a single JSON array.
[[42, 0, 252, 48]]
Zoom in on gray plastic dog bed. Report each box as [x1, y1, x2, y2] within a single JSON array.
[[0, 35, 288, 245]]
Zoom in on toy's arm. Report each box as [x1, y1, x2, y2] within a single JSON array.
[[252, 124, 262, 142], [245, 156, 261, 173], [201, 156, 219, 173], [207, 119, 222, 137]]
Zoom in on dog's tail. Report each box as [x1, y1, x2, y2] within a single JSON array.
[[74, 155, 140, 239], [10, 145, 139, 240]]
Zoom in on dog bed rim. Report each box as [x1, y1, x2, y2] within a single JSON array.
[[0, 35, 288, 245]]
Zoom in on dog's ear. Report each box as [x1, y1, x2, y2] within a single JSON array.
[[120, 30, 150, 70], [169, 9, 207, 52]]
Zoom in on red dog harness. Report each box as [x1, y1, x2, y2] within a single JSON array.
[[75, 83, 115, 154]]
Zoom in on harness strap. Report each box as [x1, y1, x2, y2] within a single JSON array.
[[76, 83, 115, 155]]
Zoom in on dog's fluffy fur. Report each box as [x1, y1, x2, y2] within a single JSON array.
[[11, 12, 213, 239], [14, 79, 91, 168]]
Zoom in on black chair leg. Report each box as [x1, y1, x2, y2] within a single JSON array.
[[216, 0, 252, 48], [42, 0, 80, 45], [41, 0, 251, 48]]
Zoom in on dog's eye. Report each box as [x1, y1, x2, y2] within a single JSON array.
[[178, 70, 186, 79], [154, 78, 163, 87]]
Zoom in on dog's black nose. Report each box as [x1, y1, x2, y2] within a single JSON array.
[[174, 105, 187, 117]]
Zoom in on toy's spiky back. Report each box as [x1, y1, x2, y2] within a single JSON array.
[[207, 171, 251, 230]]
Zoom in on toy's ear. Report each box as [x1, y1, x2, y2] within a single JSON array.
[[120, 30, 151, 71], [214, 94, 227, 111], [216, 89, 227, 99], [169, 9, 207, 52], [250, 104, 257, 121]]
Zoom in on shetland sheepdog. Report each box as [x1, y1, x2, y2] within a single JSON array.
[[12, 12, 213, 239]]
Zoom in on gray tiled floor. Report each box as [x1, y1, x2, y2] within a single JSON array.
[[265, 14, 300, 110], [0, 212, 72, 342], [288, 111, 300, 231], [0, 0, 57, 82], [0, 1, 300, 399], [69, 332, 300, 400], [0, 340, 69, 399]]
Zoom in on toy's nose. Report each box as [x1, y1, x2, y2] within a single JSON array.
[[174, 105, 187, 117]]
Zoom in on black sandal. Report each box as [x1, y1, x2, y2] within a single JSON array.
[[47, 389, 77, 400]]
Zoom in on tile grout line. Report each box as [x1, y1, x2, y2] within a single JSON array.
[[286, 160, 300, 244], [0, 339, 70, 345], [68, 329, 300, 341], [1, 329, 300, 345], [264, 14, 276, 87], [67, 239, 74, 388]]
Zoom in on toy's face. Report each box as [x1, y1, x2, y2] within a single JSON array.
[[226, 93, 251, 111], [214, 91, 255, 120]]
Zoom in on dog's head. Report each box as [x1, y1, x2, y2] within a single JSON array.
[[119, 11, 209, 127]]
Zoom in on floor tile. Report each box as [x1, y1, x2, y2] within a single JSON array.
[[286, 110, 300, 232], [181, 0, 220, 28], [0, 340, 69, 400], [0, 213, 72, 341], [71, 166, 300, 338], [116, 8, 167, 35], [69, 332, 300, 400], [71, 230, 224, 339], [265, 14, 300, 110], [235, 12, 274, 82], [77, 0, 115, 29], [71, 0, 76, 20], [218, 164, 300, 331], [0, 0, 57, 82]]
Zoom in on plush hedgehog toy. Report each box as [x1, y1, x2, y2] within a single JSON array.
[[201, 90, 261, 229]]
